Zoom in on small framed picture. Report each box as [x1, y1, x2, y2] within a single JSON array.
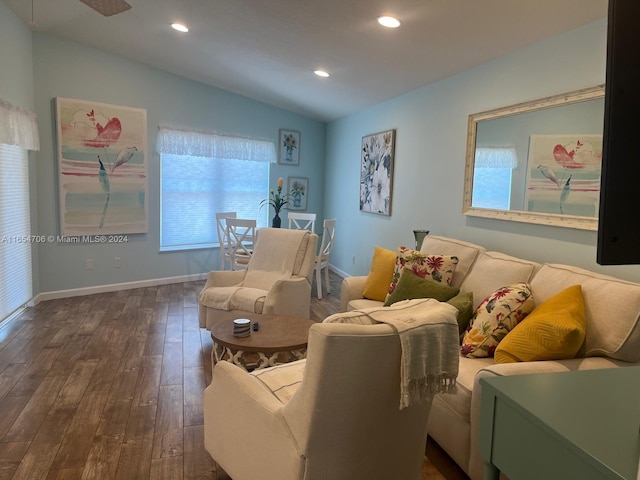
[[278, 129, 300, 165], [287, 176, 308, 210]]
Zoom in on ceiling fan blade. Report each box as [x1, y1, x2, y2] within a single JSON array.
[[79, 0, 132, 17]]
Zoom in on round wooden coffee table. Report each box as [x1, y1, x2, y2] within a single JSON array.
[[210, 313, 316, 371]]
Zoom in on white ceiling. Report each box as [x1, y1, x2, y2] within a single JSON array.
[[4, 0, 608, 122]]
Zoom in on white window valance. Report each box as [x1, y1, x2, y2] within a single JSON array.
[[475, 146, 518, 169], [0, 99, 40, 151], [156, 126, 276, 163]]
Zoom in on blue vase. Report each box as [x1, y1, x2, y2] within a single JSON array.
[[272, 214, 281, 228]]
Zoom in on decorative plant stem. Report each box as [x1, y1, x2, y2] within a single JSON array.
[[260, 177, 290, 223]]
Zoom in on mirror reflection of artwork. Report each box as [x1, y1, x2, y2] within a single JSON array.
[[525, 134, 602, 217], [462, 85, 605, 230]]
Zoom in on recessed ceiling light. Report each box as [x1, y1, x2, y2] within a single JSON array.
[[377, 16, 401, 28], [314, 70, 330, 78], [171, 23, 189, 33]]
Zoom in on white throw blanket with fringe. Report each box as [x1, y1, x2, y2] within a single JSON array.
[[326, 298, 460, 409], [200, 229, 310, 311]]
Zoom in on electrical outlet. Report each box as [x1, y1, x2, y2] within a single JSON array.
[[86, 259, 94, 270], [115, 257, 121, 268]]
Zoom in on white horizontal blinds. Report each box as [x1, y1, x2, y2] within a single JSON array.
[[158, 127, 275, 251], [160, 154, 269, 250], [0, 144, 32, 321]]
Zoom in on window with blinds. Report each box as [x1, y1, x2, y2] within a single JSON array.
[[472, 146, 518, 210], [160, 154, 269, 251], [0, 144, 32, 322], [156, 127, 275, 252]]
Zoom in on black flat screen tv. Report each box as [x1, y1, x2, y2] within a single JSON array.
[[597, 0, 640, 265]]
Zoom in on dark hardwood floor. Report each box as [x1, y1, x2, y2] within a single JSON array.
[[0, 270, 468, 479]]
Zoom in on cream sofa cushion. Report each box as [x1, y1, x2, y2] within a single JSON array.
[[530, 264, 640, 362], [434, 356, 494, 424], [346, 298, 385, 311], [459, 251, 540, 310], [421, 236, 486, 288]]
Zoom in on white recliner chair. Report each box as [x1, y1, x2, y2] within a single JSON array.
[[203, 300, 460, 480], [199, 227, 318, 330]]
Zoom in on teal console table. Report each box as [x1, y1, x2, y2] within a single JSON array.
[[480, 366, 640, 480]]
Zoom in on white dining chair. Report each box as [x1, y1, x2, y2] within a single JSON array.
[[226, 218, 256, 271], [215, 212, 237, 270], [314, 218, 336, 300], [288, 212, 316, 232]]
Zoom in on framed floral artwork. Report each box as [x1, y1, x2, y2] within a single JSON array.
[[360, 129, 395, 216], [278, 129, 300, 165], [287, 176, 308, 210]]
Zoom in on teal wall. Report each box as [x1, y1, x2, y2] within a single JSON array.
[[0, 2, 33, 108], [0, 2, 40, 295], [325, 19, 640, 285], [4, 8, 640, 295], [31, 33, 325, 293]]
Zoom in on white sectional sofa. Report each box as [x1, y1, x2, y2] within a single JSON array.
[[340, 235, 640, 480]]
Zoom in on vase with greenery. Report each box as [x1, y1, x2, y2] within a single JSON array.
[[260, 177, 289, 227]]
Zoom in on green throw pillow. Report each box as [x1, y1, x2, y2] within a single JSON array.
[[384, 269, 459, 306], [446, 291, 474, 335]]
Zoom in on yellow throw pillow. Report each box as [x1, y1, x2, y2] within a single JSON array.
[[362, 246, 397, 302], [494, 285, 586, 364]]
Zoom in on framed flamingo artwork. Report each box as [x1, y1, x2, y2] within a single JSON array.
[[524, 134, 602, 218], [55, 97, 148, 236]]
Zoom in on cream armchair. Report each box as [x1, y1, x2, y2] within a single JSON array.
[[199, 227, 318, 330], [204, 320, 453, 480]]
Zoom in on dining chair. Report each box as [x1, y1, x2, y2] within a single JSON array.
[[215, 211, 237, 270], [226, 218, 256, 271], [314, 218, 336, 300], [288, 212, 316, 232]]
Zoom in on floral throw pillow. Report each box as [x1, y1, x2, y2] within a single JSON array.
[[386, 246, 459, 302], [461, 282, 535, 358]]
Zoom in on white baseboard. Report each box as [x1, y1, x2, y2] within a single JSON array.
[[328, 264, 350, 279], [34, 273, 209, 303], [33, 266, 346, 305]]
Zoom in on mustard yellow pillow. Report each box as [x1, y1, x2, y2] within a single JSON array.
[[362, 247, 397, 302], [494, 285, 586, 364]]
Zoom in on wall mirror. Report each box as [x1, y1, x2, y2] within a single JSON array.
[[462, 85, 605, 230]]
